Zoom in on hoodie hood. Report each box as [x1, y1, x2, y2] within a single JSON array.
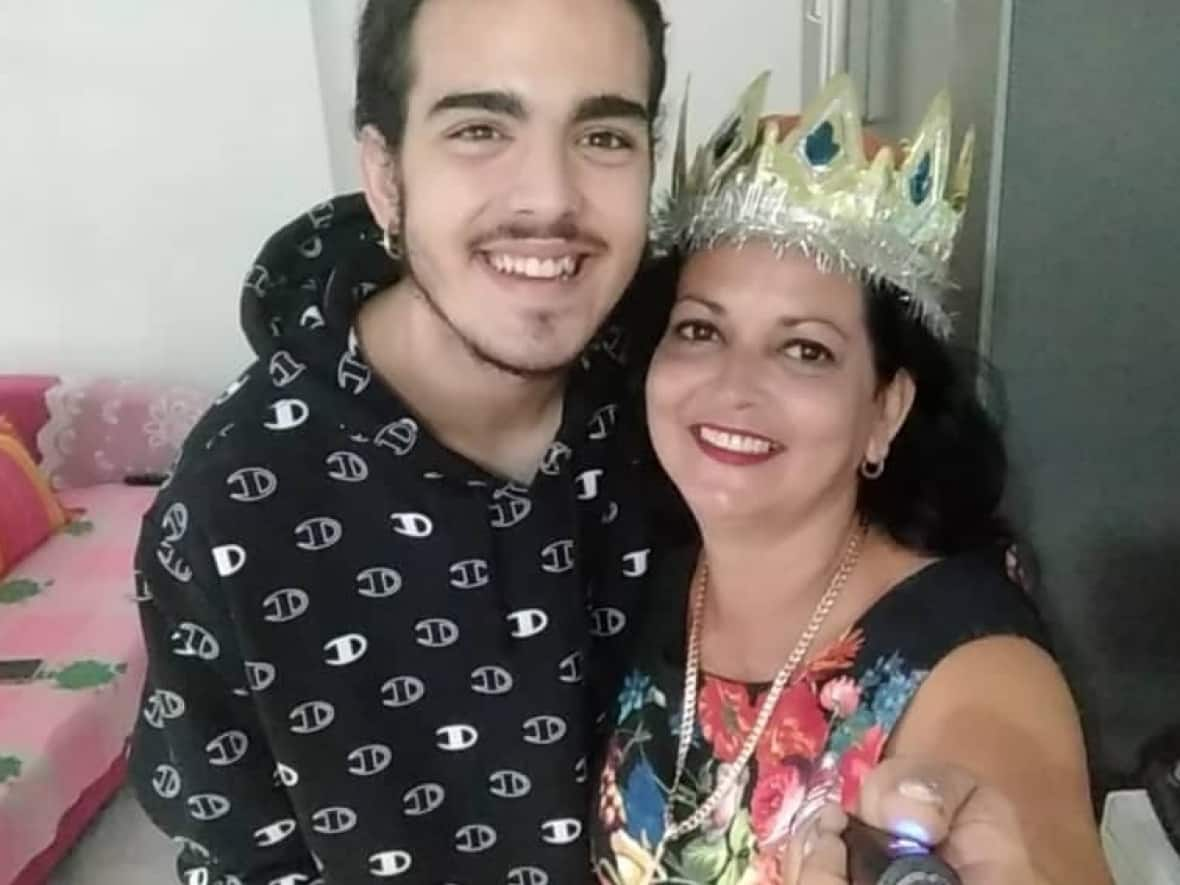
[[240, 193, 389, 359]]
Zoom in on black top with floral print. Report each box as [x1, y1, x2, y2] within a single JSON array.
[[592, 545, 1048, 885]]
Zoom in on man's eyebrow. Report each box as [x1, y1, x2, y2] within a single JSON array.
[[573, 94, 650, 125], [428, 90, 527, 120]]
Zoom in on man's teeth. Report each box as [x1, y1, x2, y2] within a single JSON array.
[[487, 253, 579, 280], [698, 426, 777, 455]]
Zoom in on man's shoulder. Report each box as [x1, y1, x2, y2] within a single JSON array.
[[150, 359, 327, 524]]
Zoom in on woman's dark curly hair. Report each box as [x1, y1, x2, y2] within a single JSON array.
[[623, 258, 1013, 557]]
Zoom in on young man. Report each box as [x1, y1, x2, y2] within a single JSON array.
[[130, 1, 668, 882]]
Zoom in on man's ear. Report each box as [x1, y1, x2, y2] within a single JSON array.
[[359, 125, 399, 233]]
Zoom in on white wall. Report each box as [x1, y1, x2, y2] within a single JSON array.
[[309, 0, 366, 194], [659, 0, 804, 187], [0, 1, 334, 389], [0, 0, 803, 389]]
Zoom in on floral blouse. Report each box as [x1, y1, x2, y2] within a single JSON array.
[[592, 546, 1045, 885]]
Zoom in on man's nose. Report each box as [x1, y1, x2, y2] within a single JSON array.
[[504, 136, 584, 224]]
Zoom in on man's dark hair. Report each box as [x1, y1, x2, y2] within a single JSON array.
[[353, 0, 669, 149]]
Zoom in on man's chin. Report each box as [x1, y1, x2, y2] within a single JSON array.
[[476, 346, 578, 380], [463, 319, 592, 379], [445, 323, 575, 378]]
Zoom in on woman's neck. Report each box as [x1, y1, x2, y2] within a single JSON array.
[[697, 496, 862, 629], [693, 505, 935, 682]]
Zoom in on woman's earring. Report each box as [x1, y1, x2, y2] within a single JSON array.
[[860, 457, 886, 480]]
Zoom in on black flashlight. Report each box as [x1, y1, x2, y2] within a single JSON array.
[[843, 815, 961, 885]]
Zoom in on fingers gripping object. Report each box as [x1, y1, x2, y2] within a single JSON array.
[[842, 815, 961, 885]]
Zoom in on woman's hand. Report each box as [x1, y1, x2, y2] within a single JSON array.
[[783, 757, 1048, 885]]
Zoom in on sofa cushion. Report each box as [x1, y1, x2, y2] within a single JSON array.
[[0, 375, 58, 463], [0, 421, 66, 577], [0, 483, 154, 884], [38, 377, 211, 491]]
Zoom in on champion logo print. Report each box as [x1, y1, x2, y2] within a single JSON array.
[[263, 588, 310, 623], [540, 539, 576, 574], [381, 676, 426, 708], [375, 418, 418, 455], [326, 451, 369, 482], [403, 782, 446, 816], [338, 349, 372, 394], [489, 484, 532, 528], [356, 566, 403, 598], [324, 633, 368, 666], [470, 665, 514, 695], [275, 763, 300, 787], [436, 723, 479, 751], [539, 441, 572, 476], [415, 618, 459, 648], [369, 851, 413, 877], [227, 467, 278, 502], [269, 351, 306, 387], [289, 701, 335, 734], [588, 404, 618, 440], [300, 304, 326, 329], [449, 558, 490, 589], [390, 512, 433, 538], [622, 548, 652, 577], [243, 264, 271, 299], [454, 824, 497, 853], [264, 399, 310, 431], [541, 818, 583, 845], [161, 503, 188, 542], [312, 806, 358, 835], [206, 730, 249, 766], [152, 764, 182, 799], [255, 819, 298, 848], [156, 542, 192, 583], [348, 744, 393, 777], [488, 769, 531, 799], [187, 794, 231, 821], [590, 607, 628, 638], [575, 468, 603, 500], [295, 517, 342, 551]]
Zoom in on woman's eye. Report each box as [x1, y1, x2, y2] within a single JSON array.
[[671, 320, 719, 342], [783, 340, 834, 363]]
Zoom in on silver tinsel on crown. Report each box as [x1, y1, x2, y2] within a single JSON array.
[[654, 72, 976, 340], [653, 172, 956, 340]]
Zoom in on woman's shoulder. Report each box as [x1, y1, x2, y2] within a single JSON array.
[[849, 543, 1051, 678]]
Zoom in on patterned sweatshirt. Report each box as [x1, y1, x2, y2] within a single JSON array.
[[129, 194, 668, 885]]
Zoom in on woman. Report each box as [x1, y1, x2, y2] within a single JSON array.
[[592, 74, 1110, 884]]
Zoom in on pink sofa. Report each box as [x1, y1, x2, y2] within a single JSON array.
[[0, 375, 209, 885]]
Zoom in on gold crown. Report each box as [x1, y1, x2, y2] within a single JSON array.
[[655, 72, 975, 337]]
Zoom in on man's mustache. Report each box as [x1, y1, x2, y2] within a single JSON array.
[[472, 218, 608, 251]]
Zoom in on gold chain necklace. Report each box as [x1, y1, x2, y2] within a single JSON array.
[[639, 521, 867, 884]]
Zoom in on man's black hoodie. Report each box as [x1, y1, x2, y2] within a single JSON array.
[[129, 194, 673, 884]]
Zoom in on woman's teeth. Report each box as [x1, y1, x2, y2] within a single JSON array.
[[697, 426, 779, 455]]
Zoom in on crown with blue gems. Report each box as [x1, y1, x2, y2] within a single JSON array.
[[654, 72, 976, 337]]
